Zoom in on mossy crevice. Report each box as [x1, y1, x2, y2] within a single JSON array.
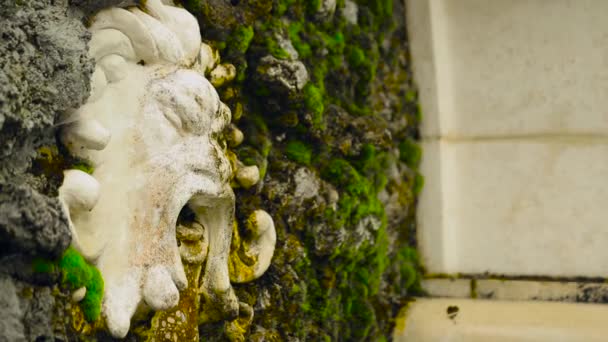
[[176, 0, 425, 340], [34, 247, 104, 322]]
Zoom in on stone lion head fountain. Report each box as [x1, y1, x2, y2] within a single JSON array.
[[57, 0, 276, 337]]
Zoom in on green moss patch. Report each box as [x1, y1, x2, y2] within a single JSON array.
[[285, 141, 313, 165], [303, 84, 325, 129], [226, 25, 255, 55], [59, 247, 104, 321], [181, 0, 424, 340], [399, 139, 422, 169], [34, 247, 104, 322]]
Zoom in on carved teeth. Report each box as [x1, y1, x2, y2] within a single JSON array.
[[60, 117, 111, 152], [199, 286, 240, 323], [176, 221, 205, 241], [178, 223, 209, 265], [58, 169, 102, 259], [236, 165, 260, 189], [143, 266, 180, 310], [59, 169, 100, 212], [170, 247, 189, 291], [103, 269, 143, 338]]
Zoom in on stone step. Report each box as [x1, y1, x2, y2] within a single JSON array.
[[394, 298, 608, 341]]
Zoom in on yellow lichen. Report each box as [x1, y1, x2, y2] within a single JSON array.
[[228, 220, 258, 283], [147, 263, 202, 341], [147, 224, 205, 342], [393, 300, 414, 336]]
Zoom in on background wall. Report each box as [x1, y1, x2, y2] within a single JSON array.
[[410, 0, 608, 278]]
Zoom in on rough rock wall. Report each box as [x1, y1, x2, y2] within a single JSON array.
[[178, 0, 424, 340], [0, 1, 121, 340], [0, 0, 422, 340]]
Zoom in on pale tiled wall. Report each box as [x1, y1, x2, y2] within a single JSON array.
[[408, 0, 608, 277]]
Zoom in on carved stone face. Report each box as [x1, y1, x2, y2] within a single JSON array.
[[77, 67, 236, 337], [57, 1, 250, 337]]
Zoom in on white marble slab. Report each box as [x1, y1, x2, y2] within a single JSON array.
[[408, 0, 608, 138], [418, 140, 608, 277]]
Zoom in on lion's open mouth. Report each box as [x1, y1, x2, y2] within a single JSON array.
[[176, 205, 209, 265]]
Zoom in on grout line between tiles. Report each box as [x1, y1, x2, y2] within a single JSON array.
[[420, 132, 608, 144]]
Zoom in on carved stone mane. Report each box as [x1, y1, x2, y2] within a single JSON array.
[[57, 1, 275, 337]]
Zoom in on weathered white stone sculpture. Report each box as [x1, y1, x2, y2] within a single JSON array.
[[57, 1, 276, 337]]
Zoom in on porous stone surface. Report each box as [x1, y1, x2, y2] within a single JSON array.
[[0, 0, 92, 183], [0, 275, 25, 341], [316, 0, 337, 21], [187, 0, 424, 340], [0, 0, 122, 340], [255, 55, 309, 93], [1, 0, 423, 340], [0, 183, 70, 257], [69, 0, 137, 15]]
